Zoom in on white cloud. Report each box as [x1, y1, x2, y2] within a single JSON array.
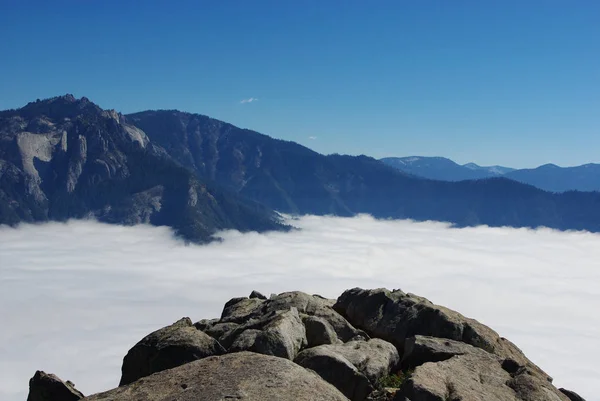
[[308, 136, 317, 140], [240, 97, 259, 104], [0, 216, 599, 400]]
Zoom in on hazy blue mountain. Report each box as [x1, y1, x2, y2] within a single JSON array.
[[128, 110, 600, 233], [463, 162, 516, 176], [382, 156, 600, 192], [380, 156, 514, 181], [0, 95, 286, 242]]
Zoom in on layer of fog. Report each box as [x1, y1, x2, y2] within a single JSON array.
[[1, 216, 599, 400]]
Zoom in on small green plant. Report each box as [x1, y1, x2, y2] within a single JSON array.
[[377, 369, 413, 388]]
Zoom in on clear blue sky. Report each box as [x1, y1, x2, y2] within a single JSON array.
[[1, 1, 599, 168]]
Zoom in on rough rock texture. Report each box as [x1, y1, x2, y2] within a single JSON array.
[[559, 388, 587, 401], [204, 290, 365, 358], [401, 335, 485, 369], [303, 315, 340, 346], [27, 370, 83, 401], [249, 290, 267, 299], [401, 352, 569, 401], [192, 317, 218, 332], [296, 346, 371, 401], [119, 317, 225, 386], [220, 296, 265, 323], [221, 291, 365, 343], [295, 339, 399, 400], [84, 352, 348, 401], [334, 288, 550, 381], [251, 307, 307, 359], [220, 307, 307, 359]]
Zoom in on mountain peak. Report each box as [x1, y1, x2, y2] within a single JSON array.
[[463, 162, 481, 169], [16, 94, 103, 121], [538, 163, 560, 169]]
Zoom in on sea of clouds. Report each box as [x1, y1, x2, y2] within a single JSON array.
[[1, 215, 599, 400]]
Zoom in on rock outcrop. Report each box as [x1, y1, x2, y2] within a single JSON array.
[[27, 370, 83, 401], [199, 291, 365, 355], [86, 352, 348, 401], [303, 315, 340, 346], [119, 317, 225, 385], [399, 340, 569, 401], [295, 339, 399, 400], [27, 288, 587, 401], [334, 287, 551, 381]]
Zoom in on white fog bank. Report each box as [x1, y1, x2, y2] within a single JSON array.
[[1, 216, 599, 400]]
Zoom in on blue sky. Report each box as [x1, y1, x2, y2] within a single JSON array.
[[1, 1, 599, 168]]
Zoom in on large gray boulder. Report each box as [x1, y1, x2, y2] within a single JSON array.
[[27, 370, 84, 401], [119, 317, 225, 386], [269, 292, 366, 341], [296, 346, 371, 401], [334, 288, 550, 381], [224, 307, 307, 359], [399, 352, 569, 401], [295, 339, 399, 400], [220, 297, 266, 323], [83, 352, 349, 401], [252, 307, 307, 359], [303, 315, 340, 346]]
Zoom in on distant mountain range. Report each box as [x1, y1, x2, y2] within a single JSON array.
[[380, 157, 515, 182], [381, 156, 600, 192], [2, 95, 600, 242]]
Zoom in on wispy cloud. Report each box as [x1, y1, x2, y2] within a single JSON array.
[[308, 136, 317, 140], [240, 97, 259, 104], [0, 216, 599, 400]]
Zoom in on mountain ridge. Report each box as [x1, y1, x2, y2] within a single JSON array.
[[3, 95, 600, 239], [381, 156, 600, 192], [128, 109, 600, 232]]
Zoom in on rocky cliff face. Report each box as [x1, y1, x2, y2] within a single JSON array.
[[0, 95, 285, 242], [27, 288, 586, 401]]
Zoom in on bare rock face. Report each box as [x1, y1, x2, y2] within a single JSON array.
[[26, 288, 586, 401], [220, 296, 265, 323], [27, 370, 83, 401], [119, 317, 225, 386], [84, 352, 349, 401], [201, 290, 365, 359], [295, 339, 399, 401], [217, 307, 308, 359], [401, 335, 487, 369], [401, 352, 569, 401], [297, 346, 371, 401], [334, 287, 550, 381], [303, 315, 340, 346]]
